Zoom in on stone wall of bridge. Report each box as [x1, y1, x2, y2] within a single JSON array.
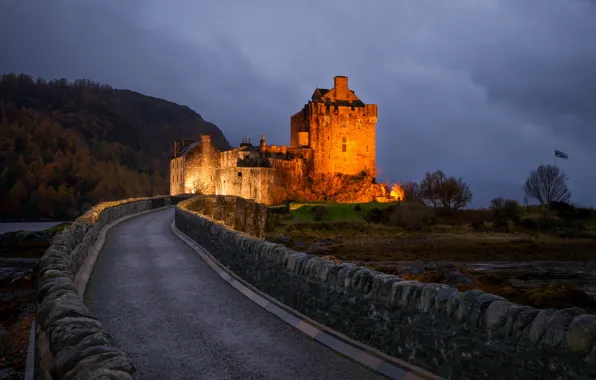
[[35, 195, 191, 380], [182, 195, 267, 238], [175, 201, 596, 380]]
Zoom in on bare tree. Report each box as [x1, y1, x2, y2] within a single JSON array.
[[190, 179, 208, 195], [419, 170, 473, 209], [419, 171, 444, 207], [402, 181, 421, 202], [523, 164, 571, 208]]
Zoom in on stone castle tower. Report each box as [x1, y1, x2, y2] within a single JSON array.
[[170, 76, 378, 204], [290, 76, 377, 177]]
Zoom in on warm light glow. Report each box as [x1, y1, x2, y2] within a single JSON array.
[[390, 184, 405, 201]]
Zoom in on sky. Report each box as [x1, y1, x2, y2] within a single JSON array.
[[1, 0, 595, 207]]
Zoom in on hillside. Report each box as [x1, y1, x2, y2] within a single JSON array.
[[0, 73, 231, 220]]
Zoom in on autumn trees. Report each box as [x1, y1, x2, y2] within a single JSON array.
[[0, 74, 181, 220], [418, 170, 473, 210]]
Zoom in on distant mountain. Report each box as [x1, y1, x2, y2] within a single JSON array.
[[0, 73, 231, 220]]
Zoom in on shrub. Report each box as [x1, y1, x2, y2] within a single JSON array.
[[490, 197, 521, 223], [387, 202, 435, 230], [265, 214, 282, 232], [525, 282, 596, 311], [363, 208, 384, 223], [471, 220, 487, 232], [353, 204, 362, 211], [313, 206, 326, 221], [268, 205, 290, 215], [518, 218, 540, 230]]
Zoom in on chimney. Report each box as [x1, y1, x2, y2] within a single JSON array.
[[173, 140, 180, 157], [200, 134, 211, 145], [334, 76, 348, 100], [201, 135, 211, 164]]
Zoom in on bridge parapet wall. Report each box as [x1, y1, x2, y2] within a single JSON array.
[[180, 195, 267, 238], [35, 195, 190, 380], [175, 203, 596, 380]]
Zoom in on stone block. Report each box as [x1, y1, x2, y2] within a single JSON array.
[[540, 307, 585, 349], [486, 300, 515, 331], [49, 317, 106, 353], [63, 352, 135, 380], [566, 314, 596, 355]]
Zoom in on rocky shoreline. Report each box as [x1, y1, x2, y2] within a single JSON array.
[[0, 226, 66, 379]]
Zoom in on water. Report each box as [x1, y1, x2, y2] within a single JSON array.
[[0, 222, 63, 234]]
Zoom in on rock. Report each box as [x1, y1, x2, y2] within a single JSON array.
[[566, 314, 596, 354], [55, 344, 119, 378], [274, 236, 291, 244], [64, 352, 135, 380], [49, 317, 106, 353], [445, 269, 474, 286]]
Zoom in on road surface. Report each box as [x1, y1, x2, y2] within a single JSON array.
[[85, 208, 385, 380]]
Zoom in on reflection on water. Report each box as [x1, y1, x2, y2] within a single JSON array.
[[0, 222, 63, 234]]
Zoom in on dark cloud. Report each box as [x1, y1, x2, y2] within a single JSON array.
[[1, 0, 595, 207]]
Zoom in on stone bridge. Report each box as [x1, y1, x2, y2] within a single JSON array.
[[33, 196, 596, 379]]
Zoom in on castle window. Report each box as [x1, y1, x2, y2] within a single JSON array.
[[238, 172, 242, 177], [342, 137, 347, 143], [342, 144, 347, 152], [366, 145, 369, 152]]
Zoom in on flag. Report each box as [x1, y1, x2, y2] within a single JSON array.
[[554, 149, 569, 159]]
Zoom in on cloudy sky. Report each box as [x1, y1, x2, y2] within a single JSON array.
[[1, 0, 595, 207]]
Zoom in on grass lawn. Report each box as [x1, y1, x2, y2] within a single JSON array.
[[286, 201, 398, 223]]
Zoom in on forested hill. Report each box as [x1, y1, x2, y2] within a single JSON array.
[[0, 73, 232, 220]]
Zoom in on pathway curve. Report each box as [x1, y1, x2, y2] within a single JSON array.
[[85, 208, 385, 380]]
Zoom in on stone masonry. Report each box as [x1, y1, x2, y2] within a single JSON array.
[[35, 195, 190, 380], [175, 200, 596, 380], [170, 76, 378, 204], [185, 195, 267, 238]]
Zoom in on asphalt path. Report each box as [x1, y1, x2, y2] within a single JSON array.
[[85, 208, 385, 380]]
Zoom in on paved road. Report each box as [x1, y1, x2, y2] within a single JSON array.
[[86, 208, 385, 380]]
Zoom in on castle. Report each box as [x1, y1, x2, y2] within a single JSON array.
[[170, 76, 378, 204]]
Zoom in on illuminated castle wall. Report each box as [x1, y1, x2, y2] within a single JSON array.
[[170, 76, 378, 205]]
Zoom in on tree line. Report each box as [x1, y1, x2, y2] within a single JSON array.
[[0, 73, 230, 220], [404, 163, 574, 217]]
